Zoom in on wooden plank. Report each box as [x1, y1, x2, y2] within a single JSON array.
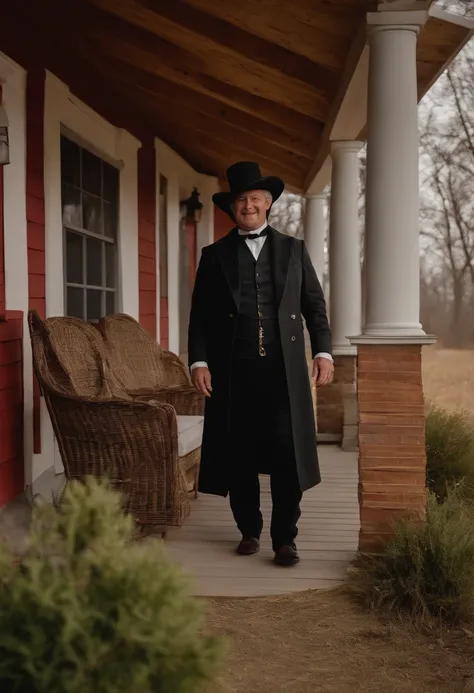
[[89, 0, 338, 93], [91, 32, 326, 119], [183, 0, 369, 69], [46, 0, 328, 119], [33, 0, 325, 138], [163, 448, 359, 597], [129, 87, 314, 175], [100, 59, 322, 159]]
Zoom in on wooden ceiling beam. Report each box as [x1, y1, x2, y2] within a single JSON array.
[[84, 34, 324, 138], [183, 0, 370, 70], [90, 28, 327, 120], [37, 0, 328, 126], [88, 0, 338, 94], [44, 0, 326, 120], [99, 58, 322, 159], [128, 86, 313, 176]]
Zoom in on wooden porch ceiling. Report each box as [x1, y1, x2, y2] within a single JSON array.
[[10, 0, 474, 192]]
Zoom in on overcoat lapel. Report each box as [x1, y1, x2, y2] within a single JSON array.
[[216, 227, 240, 308], [270, 227, 293, 307]]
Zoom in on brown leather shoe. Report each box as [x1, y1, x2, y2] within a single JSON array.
[[274, 544, 300, 566], [236, 537, 260, 555]]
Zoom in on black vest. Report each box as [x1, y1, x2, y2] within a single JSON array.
[[234, 237, 280, 359]]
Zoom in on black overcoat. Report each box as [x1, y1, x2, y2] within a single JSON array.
[[188, 226, 332, 496]]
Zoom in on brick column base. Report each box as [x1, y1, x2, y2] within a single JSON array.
[[316, 355, 356, 440], [357, 345, 427, 553]]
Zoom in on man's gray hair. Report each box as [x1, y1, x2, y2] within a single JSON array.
[[263, 190, 273, 203]]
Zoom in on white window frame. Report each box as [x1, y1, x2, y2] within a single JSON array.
[[44, 71, 141, 320]]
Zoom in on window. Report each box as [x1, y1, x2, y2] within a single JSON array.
[[61, 136, 119, 321]]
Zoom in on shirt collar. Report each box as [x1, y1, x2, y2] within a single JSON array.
[[238, 222, 268, 237]]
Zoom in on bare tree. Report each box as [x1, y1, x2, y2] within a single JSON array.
[[419, 40, 474, 345], [269, 192, 304, 237]]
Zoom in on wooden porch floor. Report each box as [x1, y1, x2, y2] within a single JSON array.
[[165, 445, 359, 597]]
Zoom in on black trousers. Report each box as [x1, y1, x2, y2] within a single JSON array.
[[228, 349, 302, 551]]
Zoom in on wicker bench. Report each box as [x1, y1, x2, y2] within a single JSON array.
[[28, 310, 203, 535]]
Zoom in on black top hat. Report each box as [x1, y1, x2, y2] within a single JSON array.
[[212, 162, 285, 219]]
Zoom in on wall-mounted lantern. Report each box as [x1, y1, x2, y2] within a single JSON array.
[[0, 105, 9, 166], [181, 187, 203, 222]]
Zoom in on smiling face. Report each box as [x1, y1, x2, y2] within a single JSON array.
[[232, 189, 272, 231]]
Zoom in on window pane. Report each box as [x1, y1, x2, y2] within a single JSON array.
[[86, 237, 103, 287], [62, 184, 82, 228], [83, 193, 102, 234], [106, 291, 115, 315], [65, 231, 83, 284], [86, 289, 102, 321], [61, 137, 80, 187], [103, 201, 117, 239], [82, 149, 102, 196], [103, 163, 119, 202], [105, 243, 115, 288], [67, 287, 84, 319]]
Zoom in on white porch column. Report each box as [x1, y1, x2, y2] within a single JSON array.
[[363, 16, 425, 336], [329, 141, 363, 354], [352, 12, 435, 553], [303, 194, 326, 284]]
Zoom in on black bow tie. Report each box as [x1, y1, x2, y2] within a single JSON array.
[[241, 228, 268, 240]]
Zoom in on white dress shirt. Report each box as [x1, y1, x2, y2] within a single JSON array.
[[190, 222, 333, 370]]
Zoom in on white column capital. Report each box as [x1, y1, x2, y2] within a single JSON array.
[[330, 140, 364, 158], [367, 10, 427, 33]]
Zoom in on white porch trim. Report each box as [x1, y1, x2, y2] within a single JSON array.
[[44, 72, 141, 319], [154, 138, 218, 355], [0, 53, 33, 488]]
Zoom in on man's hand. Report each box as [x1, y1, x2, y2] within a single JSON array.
[[312, 357, 334, 387], [192, 367, 213, 397]]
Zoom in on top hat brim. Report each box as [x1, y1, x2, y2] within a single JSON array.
[[212, 176, 284, 219]]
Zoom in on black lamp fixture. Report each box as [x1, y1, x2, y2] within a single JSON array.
[[0, 105, 10, 166], [181, 187, 203, 222]]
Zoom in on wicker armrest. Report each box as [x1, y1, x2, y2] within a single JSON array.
[[149, 387, 205, 416], [161, 349, 192, 387], [44, 390, 181, 525]]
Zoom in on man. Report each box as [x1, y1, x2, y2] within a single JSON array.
[[188, 161, 333, 567]]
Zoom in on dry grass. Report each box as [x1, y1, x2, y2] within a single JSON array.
[[204, 589, 474, 693], [423, 347, 474, 412]]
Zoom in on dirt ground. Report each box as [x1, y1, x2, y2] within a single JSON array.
[[203, 589, 474, 693], [200, 347, 474, 693], [423, 346, 474, 412]]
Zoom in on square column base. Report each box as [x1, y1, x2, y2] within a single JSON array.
[[316, 355, 357, 440], [357, 344, 427, 553]]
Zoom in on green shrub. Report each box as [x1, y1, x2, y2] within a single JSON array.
[[0, 477, 222, 693], [425, 405, 474, 501], [349, 487, 474, 623]]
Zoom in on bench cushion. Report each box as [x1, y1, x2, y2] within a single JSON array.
[[177, 415, 204, 458]]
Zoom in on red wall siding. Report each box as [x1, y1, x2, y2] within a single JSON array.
[[137, 144, 157, 338], [160, 298, 169, 350], [0, 311, 24, 505], [214, 206, 231, 241], [26, 69, 46, 455], [0, 85, 5, 321]]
